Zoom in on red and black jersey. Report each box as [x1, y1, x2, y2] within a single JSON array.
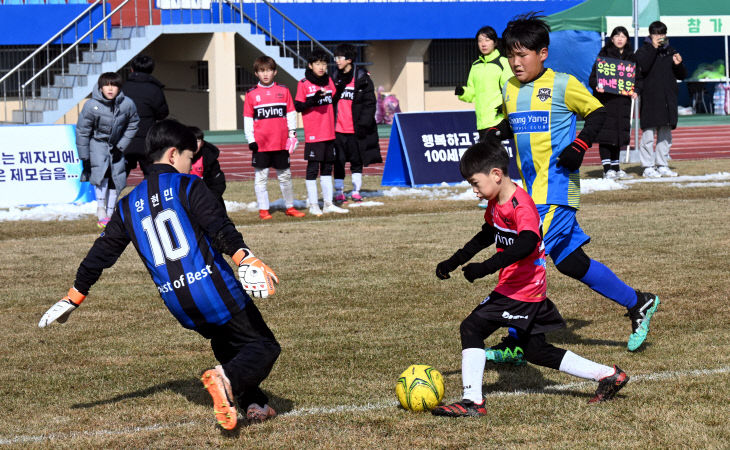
[[484, 185, 546, 302], [243, 83, 295, 152], [295, 77, 336, 143], [335, 76, 355, 134]]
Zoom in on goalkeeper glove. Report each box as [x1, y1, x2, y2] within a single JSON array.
[[286, 134, 298, 155], [462, 260, 499, 283], [556, 138, 589, 172], [38, 287, 86, 328], [233, 248, 279, 299]]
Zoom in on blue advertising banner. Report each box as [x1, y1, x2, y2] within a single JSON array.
[[382, 111, 519, 187], [0, 125, 94, 208]]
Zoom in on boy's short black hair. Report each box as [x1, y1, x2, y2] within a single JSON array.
[[334, 43, 357, 62], [649, 21, 667, 35], [131, 55, 155, 74], [146, 119, 197, 163], [188, 126, 204, 140], [98, 72, 123, 89], [307, 49, 331, 64], [475, 25, 498, 43], [502, 12, 551, 55], [460, 141, 510, 179], [253, 55, 277, 73]]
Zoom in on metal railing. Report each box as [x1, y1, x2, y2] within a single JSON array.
[[18, 0, 129, 123]]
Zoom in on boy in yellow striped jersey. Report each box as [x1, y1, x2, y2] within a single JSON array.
[[490, 13, 659, 357]]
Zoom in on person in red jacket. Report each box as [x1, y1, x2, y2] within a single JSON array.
[[244, 56, 305, 220]]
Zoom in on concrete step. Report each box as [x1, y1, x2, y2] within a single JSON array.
[[68, 62, 103, 76], [41, 86, 73, 99], [53, 74, 87, 88], [95, 38, 130, 51], [82, 50, 116, 63], [24, 97, 58, 111], [110, 27, 133, 39], [12, 109, 44, 123]]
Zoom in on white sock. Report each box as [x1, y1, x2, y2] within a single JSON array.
[[277, 168, 294, 209], [461, 348, 486, 403], [106, 189, 118, 217], [352, 172, 362, 193], [94, 179, 108, 220], [305, 179, 319, 207], [254, 168, 270, 210], [558, 351, 615, 381], [334, 178, 345, 196], [321, 175, 334, 204]]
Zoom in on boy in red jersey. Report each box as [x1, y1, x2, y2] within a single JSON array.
[[244, 56, 305, 220], [294, 50, 348, 216], [431, 141, 629, 417]]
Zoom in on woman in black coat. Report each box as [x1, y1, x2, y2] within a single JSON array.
[[589, 26, 637, 179]]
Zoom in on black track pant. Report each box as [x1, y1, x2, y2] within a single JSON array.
[[199, 302, 280, 408]]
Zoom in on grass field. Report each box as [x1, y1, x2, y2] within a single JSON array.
[[2, 159, 730, 447]]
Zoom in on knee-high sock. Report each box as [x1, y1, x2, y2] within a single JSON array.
[[352, 172, 362, 193], [558, 350, 615, 381], [277, 168, 294, 208], [580, 259, 638, 309], [94, 179, 109, 219], [321, 175, 334, 204], [305, 179, 319, 207], [334, 178, 345, 196], [106, 188, 118, 217], [254, 168, 270, 210], [462, 348, 486, 402]]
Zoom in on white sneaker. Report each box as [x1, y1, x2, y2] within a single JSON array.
[[656, 166, 677, 177], [616, 169, 629, 179], [309, 205, 323, 216], [642, 167, 661, 178], [603, 169, 618, 180], [322, 202, 349, 214]]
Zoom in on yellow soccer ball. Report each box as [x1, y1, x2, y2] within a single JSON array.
[[395, 364, 445, 412]]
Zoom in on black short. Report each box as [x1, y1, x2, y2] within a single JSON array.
[[335, 132, 362, 164], [470, 291, 566, 335], [252, 149, 290, 170], [304, 140, 336, 162]]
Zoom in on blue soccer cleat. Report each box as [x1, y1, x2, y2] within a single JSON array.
[[626, 291, 660, 352]]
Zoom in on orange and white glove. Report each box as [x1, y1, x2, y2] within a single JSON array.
[[233, 248, 279, 299], [38, 287, 86, 328]]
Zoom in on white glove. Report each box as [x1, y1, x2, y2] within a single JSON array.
[[286, 136, 298, 155], [39, 288, 86, 328], [234, 249, 279, 299]]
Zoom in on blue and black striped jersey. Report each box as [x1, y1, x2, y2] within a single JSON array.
[[74, 164, 250, 330]]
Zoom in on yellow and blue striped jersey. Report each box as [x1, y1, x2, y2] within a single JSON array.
[[502, 69, 602, 209]]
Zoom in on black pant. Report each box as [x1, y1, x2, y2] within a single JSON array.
[[598, 143, 620, 173], [124, 136, 151, 177], [198, 302, 280, 409], [334, 132, 363, 179]]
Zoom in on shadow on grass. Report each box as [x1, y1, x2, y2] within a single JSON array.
[[71, 377, 295, 415], [548, 318, 627, 348]]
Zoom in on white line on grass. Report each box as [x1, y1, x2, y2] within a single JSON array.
[[2, 366, 728, 445]]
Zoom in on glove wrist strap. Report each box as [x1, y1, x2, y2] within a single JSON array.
[[67, 287, 86, 306], [232, 248, 252, 266]]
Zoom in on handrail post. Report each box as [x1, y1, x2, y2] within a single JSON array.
[[148, 0, 153, 25], [102, 0, 108, 39], [21, 86, 27, 125], [134, 0, 138, 27], [219, 0, 223, 24]]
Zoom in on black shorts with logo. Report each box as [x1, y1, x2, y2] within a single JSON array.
[[470, 290, 566, 335], [252, 149, 290, 170], [304, 140, 336, 162]]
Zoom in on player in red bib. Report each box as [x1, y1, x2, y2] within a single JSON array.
[[244, 56, 305, 220], [294, 50, 348, 215], [188, 126, 226, 210], [431, 141, 629, 417]]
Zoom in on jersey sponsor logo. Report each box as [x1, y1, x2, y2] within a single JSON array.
[[340, 87, 355, 101], [502, 311, 528, 320], [536, 87, 552, 102], [495, 232, 515, 247], [508, 111, 550, 134], [254, 104, 286, 120], [156, 264, 214, 294]]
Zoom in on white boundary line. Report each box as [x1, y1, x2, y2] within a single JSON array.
[[2, 366, 728, 445]]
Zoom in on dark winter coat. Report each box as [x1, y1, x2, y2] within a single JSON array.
[[192, 140, 226, 202], [76, 87, 139, 191], [634, 38, 687, 130], [589, 43, 636, 147], [122, 71, 169, 157], [333, 66, 382, 166]]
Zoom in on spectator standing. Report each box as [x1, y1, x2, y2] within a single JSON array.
[[331, 43, 381, 204], [122, 55, 169, 177], [589, 26, 638, 179], [188, 126, 227, 210], [634, 21, 687, 178], [76, 72, 139, 228]]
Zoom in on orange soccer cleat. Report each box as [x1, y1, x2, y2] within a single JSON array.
[[285, 207, 305, 218], [201, 365, 238, 430], [259, 209, 273, 220]]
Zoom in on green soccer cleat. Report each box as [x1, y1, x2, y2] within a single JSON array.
[[626, 292, 660, 352], [485, 335, 526, 366]]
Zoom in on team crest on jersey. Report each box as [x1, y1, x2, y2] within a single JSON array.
[[536, 88, 552, 102], [256, 95, 261, 102]]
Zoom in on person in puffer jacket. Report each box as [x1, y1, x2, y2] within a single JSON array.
[[76, 72, 139, 228]]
